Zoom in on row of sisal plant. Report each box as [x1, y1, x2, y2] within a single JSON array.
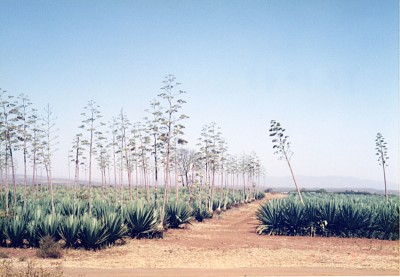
[[0, 186, 265, 250], [0, 198, 191, 250], [256, 192, 399, 240]]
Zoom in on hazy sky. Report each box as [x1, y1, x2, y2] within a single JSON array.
[[0, 1, 398, 188]]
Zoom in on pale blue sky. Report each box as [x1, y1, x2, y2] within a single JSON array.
[[0, 1, 398, 188]]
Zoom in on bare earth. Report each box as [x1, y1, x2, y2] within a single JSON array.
[[3, 194, 400, 276]]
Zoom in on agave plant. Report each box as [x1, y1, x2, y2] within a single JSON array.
[[4, 215, 27, 247], [92, 200, 114, 219], [256, 200, 285, 235], [125, 202, 158, 238], [192, 204, 212, 222], [58, 215, 81, 247], [165, 201, 192, 228], [370, 204, 399, 240], [24, 206, 44, 247], [26, 220, 40, 247], [316, 200, 339, 236], [336, 204, 371, 238], [104, 212, 128, 245], [59, 200, 88, 217], [255, 191, 265, 200], [282, 201, 309, 235], [256, 192, 400, 240], [80, 213, 109, 250], [37, 213, 62, 241]]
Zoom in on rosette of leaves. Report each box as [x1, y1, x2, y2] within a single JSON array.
[[256, 200, 285, 235], [4, 215, 27, 247], [58, 215, 81, 248], [37, 213, 62, 241], [80, 213, 109, 250], [125, 202, 158, 238], [192, 204, 212, 222], [104, 212, 128, 245], [165, 201, 192, 228]]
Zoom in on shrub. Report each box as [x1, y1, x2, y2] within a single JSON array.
[[36, 235, 63, 259], [0, 252, 9, 259]]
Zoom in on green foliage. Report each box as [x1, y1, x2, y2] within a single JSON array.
[[4, 215, 27, 247], [254, 191, 265, 200], [256, 200, 285, 235], [58, 215, 80, 248], [192, 205, 212, 222], [26, 220, 40, 247], [370, 203, 399, 240], [257, 193, 399, 240], [336, 203, 371, 237], [80, 214, 109, 250], [59, 201, 87, 217], [37, 214, 61, 241], [104, 212, 128, 245], [0, 184, 264, 250], [125, 202, 158, 238], [165, 202, 192, 228]]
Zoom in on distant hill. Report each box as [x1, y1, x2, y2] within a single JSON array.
[[264, 175, 399, 194]]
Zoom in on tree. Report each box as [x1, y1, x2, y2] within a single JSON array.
[[70, 133, 85, 202], [0, 90, 21, 214], [196, 122, 224, 212], [145, 99, 163, 207], [116, 109, 132, 204], [136, 121, 151, 203], [269, 120, 304, 205], [196, 123, 213, 212], [176, 148, 196, 189], [29, 111, 44, 196], [95, 130, 109, 194], [375, 133, 389, 203], [158, 75, 188, 227], [79, 100, 103, 212], [17, 94, 35, 210], [42, 104, 59, 213], [108, 117, 119, 203]]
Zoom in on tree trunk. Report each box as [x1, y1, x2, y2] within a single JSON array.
[[153, 134, 158, 208], [9, 147, 17, 206], [382, 162, 388, 204], [4, 145, 9, 216], [175, 140, 179, 204], [285, 157, 304, 205], [74, 137, 80, 203], [160, 129, 171, 228], [23, 149, 27, 211]]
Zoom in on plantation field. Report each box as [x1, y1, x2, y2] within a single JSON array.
[[1, 193, 399, 276]]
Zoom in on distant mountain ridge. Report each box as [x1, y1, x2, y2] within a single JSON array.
[[265, 175, 398, 193]]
